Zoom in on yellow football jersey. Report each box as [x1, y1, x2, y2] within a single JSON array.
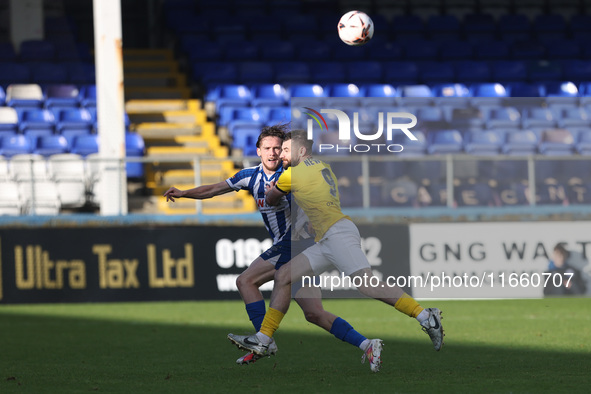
[[276, 157, 349, 241]]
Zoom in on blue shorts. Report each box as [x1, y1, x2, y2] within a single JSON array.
[[260, 238, 315, 270]]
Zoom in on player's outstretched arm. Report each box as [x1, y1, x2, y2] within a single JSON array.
[[163, 181, 232, 202]]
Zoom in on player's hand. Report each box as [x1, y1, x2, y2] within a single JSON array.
[[264, 181, 276, 195], [163, 187, 183, 202]]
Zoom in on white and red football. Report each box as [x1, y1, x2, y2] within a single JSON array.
[[337, 11, 374, 46]]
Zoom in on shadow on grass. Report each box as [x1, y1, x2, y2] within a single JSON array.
[[0, 310, 589, 394]]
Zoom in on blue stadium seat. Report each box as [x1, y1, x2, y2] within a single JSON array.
[[230, 123, 262, 155], [511, 40, 546, 60], [0, 86, 5, 106], [397, 84, 434, 106], [426, 14, 461, 41], [502, 130, 538, 155], [0, 62, 30, 86], [70, 134, 99, 156], [288, 84, 326, 99], [427, 130, 464, 154], [464, 130, 503, 155], [490, 60, 527, 83], [0, 42, 17, 62], [498, 14, 531, 43], [324, 83, 361, 98], [563, 60, 591, 83], [366, 41, 403, 61], [544, 81, 579, 106], [454, 60, 491, 83], [506, 82, 544, 97], [392, 129, 427, 156], [61, 128, 91, 149], [462, 13, 497, 42], [431, 83, 470, 107], [18, 108, 56, 134], [474, 40, 510, 60], [249, 16, 282, 42], [182, 39, 223, 61], [223, 40, 259, 61], [346, 61, 383, 84], [527, 60, 563, 81], [214, 84, 253, 111], [538, 129, 575, 155], [296, 41, 331, 61], [54, 41, 92, 62], [125, 132, 146, 178], [309, 61, 346, 83], [265, 106, 291, 126], [274, 61, 310, 84], [533, 14, 567, 43], [44, 84, 81, 109], [438, 40, 474, 61], [402, 39, 439, 60], [201, 62, 239, 85], [485, 106, 521, 129], [521, 107, 557, 129], [250, 84, 288, 107], [19, 40, 55, 62], [55, 108, 93, 133], [391, 15, 425, 41], [79, 84, 96, 108], [0, 134, 32, 157], [260, 41, 295, 61], [34, 135, 69, 157], [238, 61, 274, 85], [576, 129, 591, 155], [469, 82, 507, 106], [361, 83, 397, 98], [419, 61, 454, 84], [544, 40, 581, 60], [31, 62, 68, 85], [383, 61, 419, 85], [66, 62, 95, 84], [556, 107, 590, 128], [570, 14, 591, 42]]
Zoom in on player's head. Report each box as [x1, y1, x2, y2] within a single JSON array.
[[553, 243, 570, 267], [281, 129, 313, 167], [257, 124, 289, 172]]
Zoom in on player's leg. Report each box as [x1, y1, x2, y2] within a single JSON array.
[[236, 256, 275, 331]]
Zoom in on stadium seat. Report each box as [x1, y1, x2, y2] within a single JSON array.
[[288, 84, 326, 99], [502, 130, 538, 155], [238, 61, 274, 84], [490, 60, 528, 83], [125, 132, 146, 178], [511, 40, 546, 60], [44, 84, 81, 109], [19, 39, 55, 62], [383, 61, 420, 85], [308, 61, 345, 84], [296, 40, 331, 61], [506, 82, 544, 97], [260, 41, 295, 61], [230, 123, 261, 155], [31, 62, 69, 85], [366, 41, 403, 61], [274, 61, 310, 84], [419, 61, 454, 84], [70, 134, 99, 156], [454, 60, 491, 83], [79, 84, 97, 107], [498, 14, 531, 43], [527, 60, 563, 81], [5, 84, 44, 109], [0, 107, 19, 133], [426, 14, 461, 41], [0, 180, 22, 215], [570, 14, 591, 42], [556, 107, 590, 128], [464, 130, 503, 155], [55, 108, 93, 133], [533, 14, 567, 42], [250, 84, 288, 107], [0, 135, 31, 158], [0, 62, 30, 86], [18, 108, 56, 133], [0, 42, 17, 62], [544, 81, 579, 106], [427, 130, 464, 154], [19, 179, 61, 215], [213, 84, 253, 111], [397, 84, 434, 106], [391, 14, 425, 41], [223, 40, 259, 61], [544, 40, 581, 59], [474, 40, 511, 60], [34, 135, 69, 157], [46, 153, 86, 208], [439, 40, 474, 61], [8, 153, 47, 180], [521, 107, 557, 129], [538, 129, 575, 155], [225, 107, 265, 131], [462, 13, 497, 42], [431, 83, 470, 106], [393, 129, 427, 156], [485, 106, 521, 129], [346, 61, 383, 84], [469, 82, 507, 106], [182, 39, 223, 61], [66, 62, 96, 84], [265, 106, 291, 126], [576, 129, 591, 155], [402, 39, 439, 61], [331, 43, 367, 61]]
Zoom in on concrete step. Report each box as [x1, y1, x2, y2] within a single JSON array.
[[126, 99, 202, 113], [125, 87, 191, 100], [134, 122, 202, 138], [124, 72, 187, 88], [123, 49, 173, 62], [124, 61, 178, 74]]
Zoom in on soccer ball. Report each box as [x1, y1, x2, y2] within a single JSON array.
[[337, 11, 374, 46]]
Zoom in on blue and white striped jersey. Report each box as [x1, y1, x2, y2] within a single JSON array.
[[226, 164, 291, 244]]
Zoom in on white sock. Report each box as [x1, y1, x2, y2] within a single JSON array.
[[416, 309, 430, 323], [359, 339, 370, 351], [255, 332, 272, 345]]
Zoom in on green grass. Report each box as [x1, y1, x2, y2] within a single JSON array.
[[0, 298, 590, 393]]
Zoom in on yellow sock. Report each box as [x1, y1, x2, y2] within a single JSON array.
[[394, 293, 424, 318], [259, 307, 285, 338]]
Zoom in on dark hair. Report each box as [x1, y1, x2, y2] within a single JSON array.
[[554, 243, 570, 260], [256, 123, 290, 148], [285, 129, 313, 154]]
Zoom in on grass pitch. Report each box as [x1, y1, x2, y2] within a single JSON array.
[[0, 298, 589, 393]]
